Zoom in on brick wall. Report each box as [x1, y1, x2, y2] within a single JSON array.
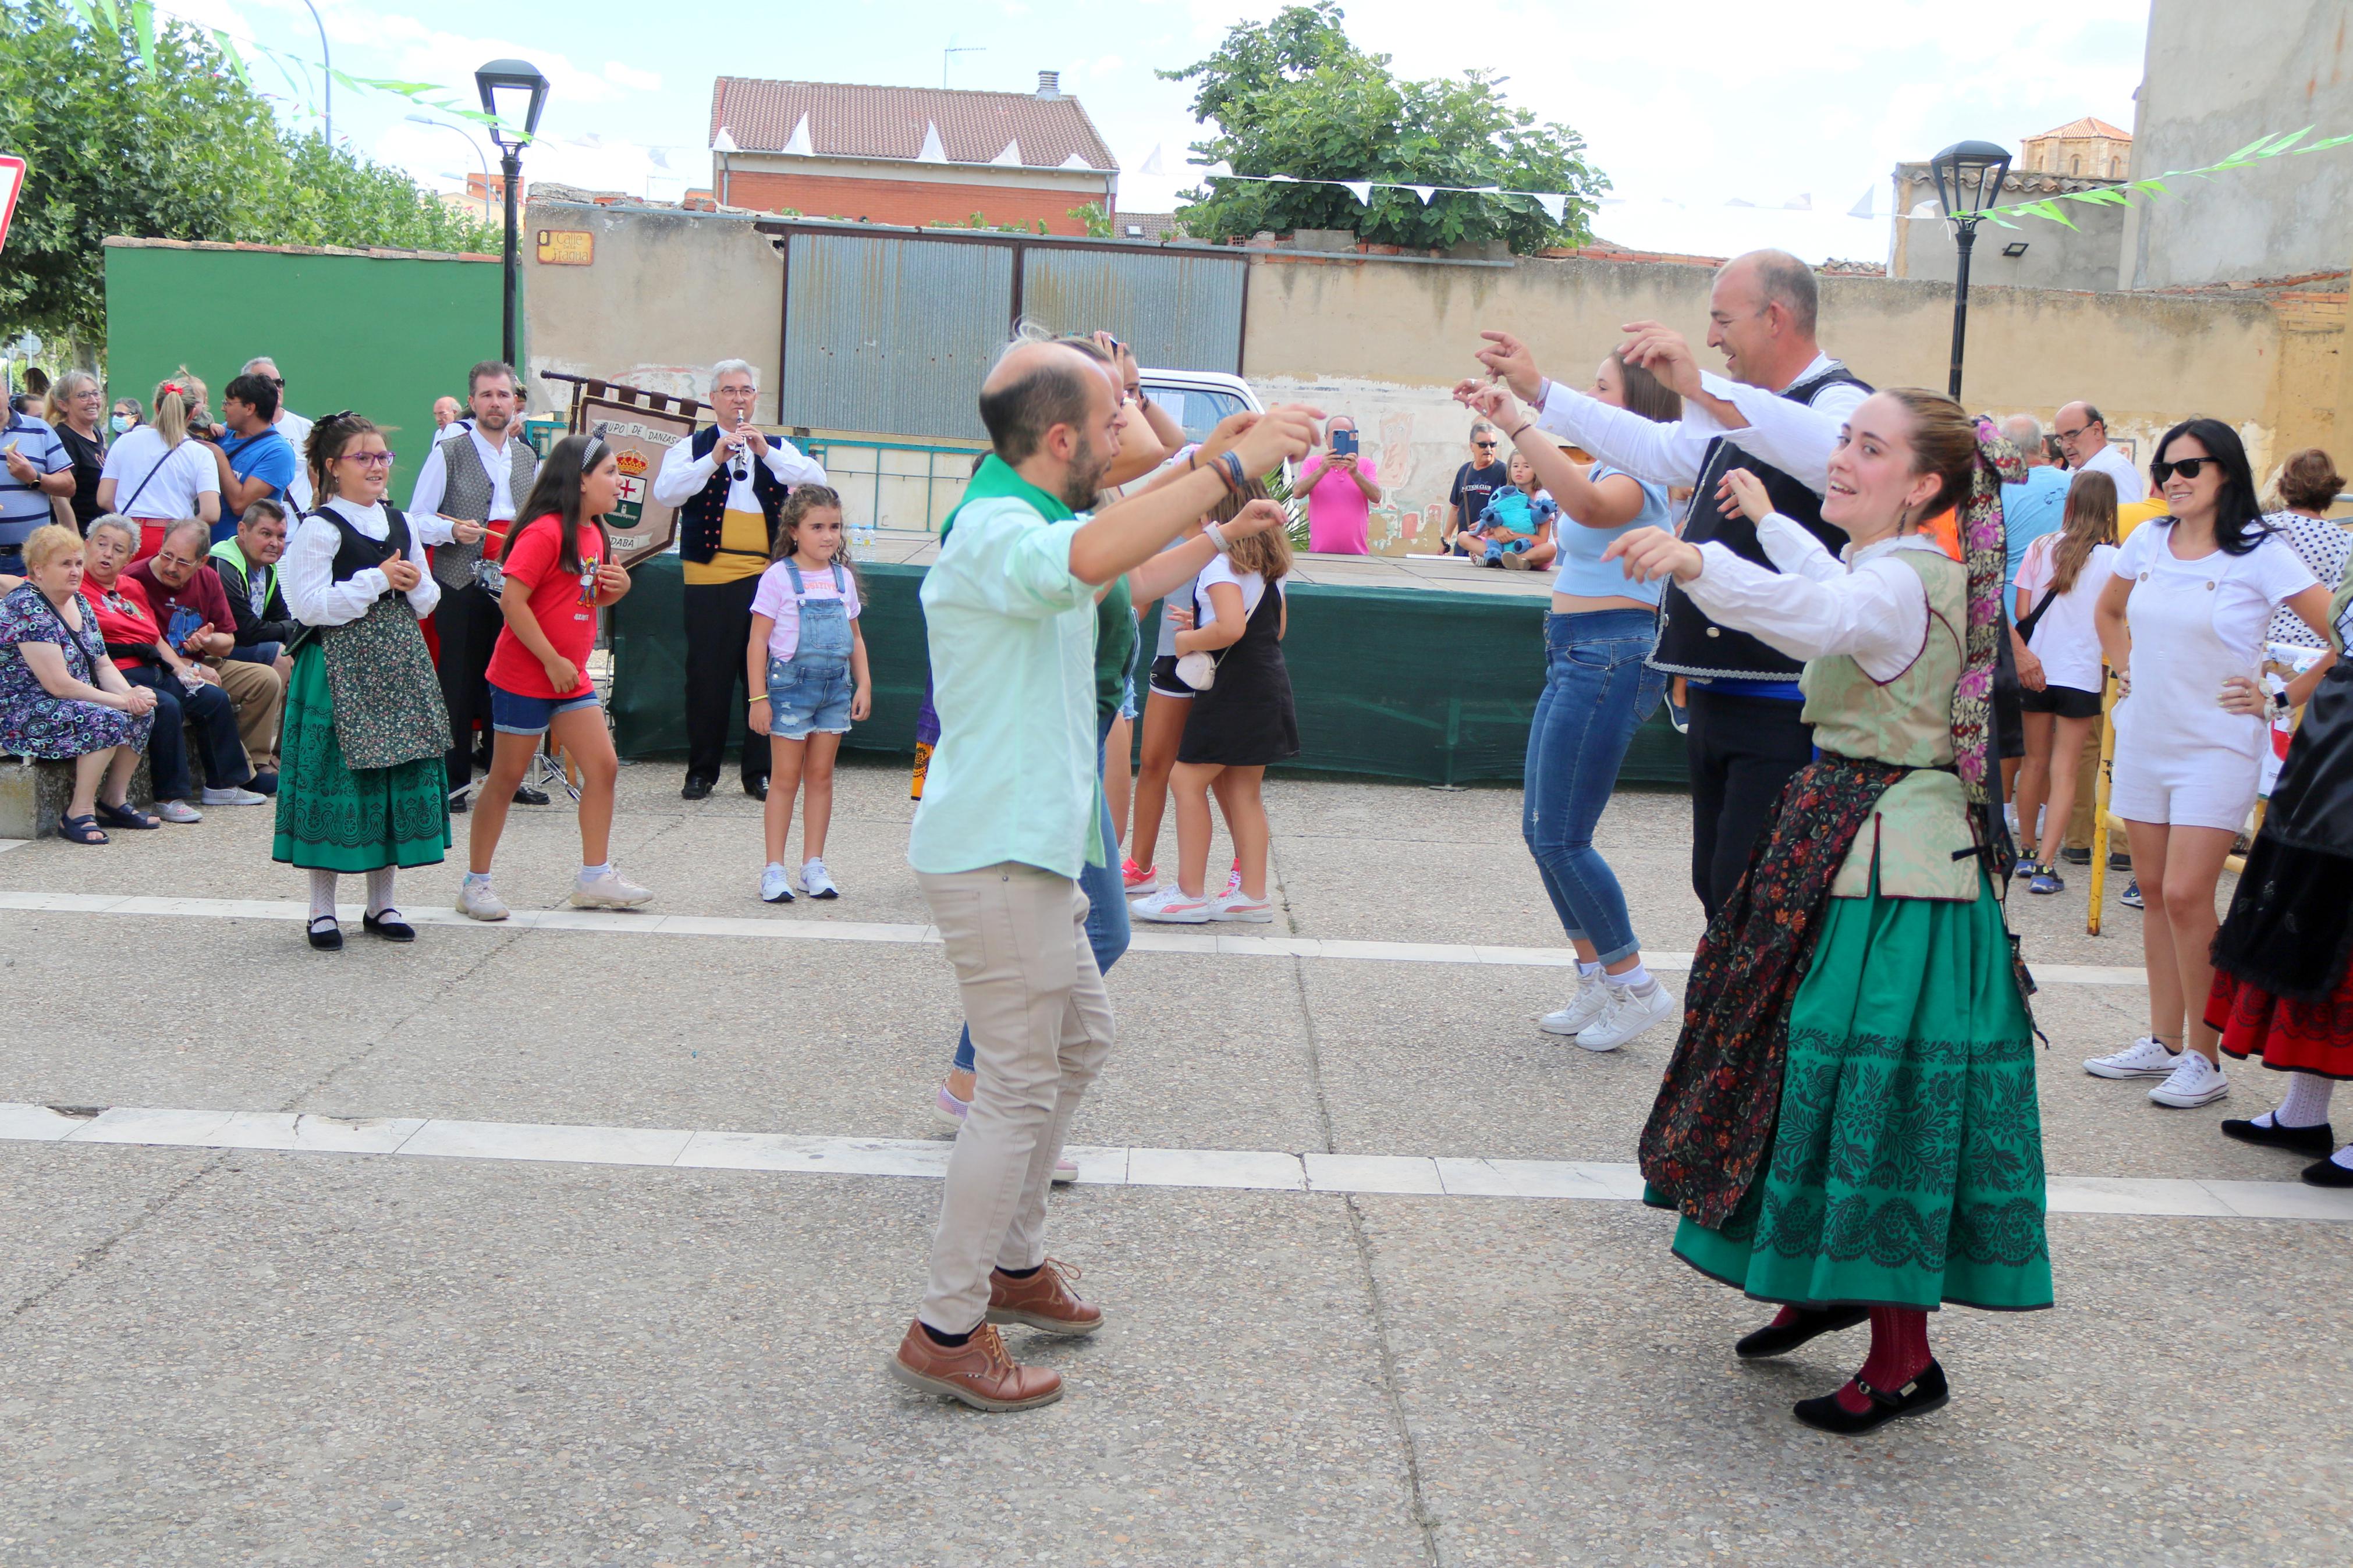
[[724, 172, 1099, 234]]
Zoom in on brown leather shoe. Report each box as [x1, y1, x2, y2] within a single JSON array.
[[987, 1257, 1104, 1336], [887, 1321, 1063, 1411]]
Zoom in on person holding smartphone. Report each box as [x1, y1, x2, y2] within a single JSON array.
[[1299, 415, 1381, 554]]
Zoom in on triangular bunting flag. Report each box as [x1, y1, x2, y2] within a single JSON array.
[[1140, 144, 1165, 176], [917, 120, 947, 163], [1341, 181, 1372, 205], [1535, 193, 1566, 222], [780, 113, 811, 157], [1406, 184, 1436, 204], [1847, 185, 1876, 219], [712, 126, 740, 155]]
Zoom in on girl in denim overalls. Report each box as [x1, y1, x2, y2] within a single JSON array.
[[746, 486, 869, 903]]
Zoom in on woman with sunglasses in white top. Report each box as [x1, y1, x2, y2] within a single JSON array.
[[2085, 419, 2337, 1110]]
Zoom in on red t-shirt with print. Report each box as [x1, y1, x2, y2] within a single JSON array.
[[80, 574, 163, 670], [484, 513, 604, 700]]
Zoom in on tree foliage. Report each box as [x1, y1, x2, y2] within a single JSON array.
[[0, 2, 496, 350], [1160, 3, 1608, 253]]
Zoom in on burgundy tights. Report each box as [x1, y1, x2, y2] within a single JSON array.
[[1766, 1305, 1932, 1414]]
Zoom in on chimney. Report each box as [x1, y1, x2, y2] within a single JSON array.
[[1036, 70, 1061, 99]]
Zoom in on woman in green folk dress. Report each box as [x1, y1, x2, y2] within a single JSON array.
[[1607, 387, 2048, 1437], [275, 412, 453, 950]]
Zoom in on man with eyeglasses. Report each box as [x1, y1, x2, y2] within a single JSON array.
[[407, 360, 545, 812], [2053, 401, 2145, 503], [651, 357, 829, 801], [240, 357, 314, 511], [1443, 421, 1510, 556], [127, 518, 281, 798]]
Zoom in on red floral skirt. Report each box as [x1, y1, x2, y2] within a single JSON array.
[[2208, 961, 2353, 1080]]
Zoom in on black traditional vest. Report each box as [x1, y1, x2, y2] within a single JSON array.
[[323, 506, 414, 595], [676, 425, 792, 566], [1651, 361, 1872, 681]]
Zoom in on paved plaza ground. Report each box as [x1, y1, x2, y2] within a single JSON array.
[[2, 759, 2348, 1566]]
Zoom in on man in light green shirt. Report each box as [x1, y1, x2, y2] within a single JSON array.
[[890, 339, 1314, 1413]]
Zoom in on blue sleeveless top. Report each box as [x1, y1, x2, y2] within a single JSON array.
[[1550, 466, 1671, 605]]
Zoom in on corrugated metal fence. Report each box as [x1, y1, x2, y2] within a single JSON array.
[[772, 225, 1246, 440]]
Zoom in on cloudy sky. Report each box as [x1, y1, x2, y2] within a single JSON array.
[[164, 0, 2152, 261]]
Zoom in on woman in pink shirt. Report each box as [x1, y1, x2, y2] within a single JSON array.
[[1298, 415, 1380, 554]]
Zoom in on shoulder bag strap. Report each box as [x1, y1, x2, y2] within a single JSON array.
[[118, 440, 180, 515]]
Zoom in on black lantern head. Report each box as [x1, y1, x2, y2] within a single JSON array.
[[1929, 140, 2014, 227], [475, 58, 551, 150]]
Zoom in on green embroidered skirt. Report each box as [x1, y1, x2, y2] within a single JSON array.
[[1667, 871, 2052, 1313], [271, 644, 451, 873]]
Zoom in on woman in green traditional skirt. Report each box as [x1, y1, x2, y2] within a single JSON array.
[[275, 412, 453, 950], [1607, 388, 2049, 1436]]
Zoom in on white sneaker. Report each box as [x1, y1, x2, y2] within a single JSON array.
[[456, 879, 509, 922], [571, 867, 653, 909], [800, 857, 839, 899], [2149, 1050, 2230, 1108], [201, 785, 268, 806], [1208, 890, 1274, 923], [1131, 885, 1212, 924], [760, 862, 796, 904], [156, 799, 203, 824], [1575, 982, 1677, 1053], [2084, 1036, 2181, 1080], [1540, 974, 1611, 1037]]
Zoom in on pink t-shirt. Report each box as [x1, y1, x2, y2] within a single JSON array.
[[1301, 453, 1379, 554]]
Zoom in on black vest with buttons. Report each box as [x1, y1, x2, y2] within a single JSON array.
[[1651, 362, 1873, 681], [676, 425, 792, 566]]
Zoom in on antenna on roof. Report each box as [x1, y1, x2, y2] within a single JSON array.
[[943, 35, 985, 90]]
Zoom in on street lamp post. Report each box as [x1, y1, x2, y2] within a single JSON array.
[[1928, 139, 2014, 401], [404, 113, 492, 225], [474, 59, 552, 375], [299, 0, 331, 145]]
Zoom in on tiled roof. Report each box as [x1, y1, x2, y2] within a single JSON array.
[[1112, 211, 1183, 241], [709, 78, 1117, 172], [2029, 117, 2132, 143]]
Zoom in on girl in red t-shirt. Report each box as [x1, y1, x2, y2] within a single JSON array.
[[457, 434, 643, 920]]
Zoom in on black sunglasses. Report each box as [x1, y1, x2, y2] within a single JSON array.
[[2152, 457, 2214, 483]]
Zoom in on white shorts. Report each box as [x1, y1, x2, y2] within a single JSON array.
[[2109, 743, 2260, 833]]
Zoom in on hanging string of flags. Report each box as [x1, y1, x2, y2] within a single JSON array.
[[1196, 169, 1573, 223]]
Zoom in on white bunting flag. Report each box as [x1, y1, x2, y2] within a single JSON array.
[[1406, 184, 1437, 204], [1535, 193, 1566, 222], [1341, 181, 1372, 205], [1140, 144, 1165, 176]]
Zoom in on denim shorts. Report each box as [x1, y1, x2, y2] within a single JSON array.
[[766, 652, 852, 739], [489, 681, 601, 735]]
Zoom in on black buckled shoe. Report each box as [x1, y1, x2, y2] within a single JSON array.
[[511, 784, 551, 806], [1734, 1305, 1868, 1360], [1793, 1360, 1949, 1436], [2220, 1116, 2336, 1157], [2301, 1154, 2353, 1187], [307, 916, 343, 952], [743, 776, 769, 801], [363, 911, 416, 943]]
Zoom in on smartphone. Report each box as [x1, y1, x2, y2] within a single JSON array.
[[1330, 428, 1359, 458]]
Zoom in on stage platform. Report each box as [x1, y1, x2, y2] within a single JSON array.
[[608, 538, 1687, 787]]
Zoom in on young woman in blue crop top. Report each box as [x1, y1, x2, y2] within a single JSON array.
[[1460, 353, 1680, 1053]]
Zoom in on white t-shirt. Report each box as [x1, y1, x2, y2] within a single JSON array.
[[275, 410, 315, 510], [2077, 443, 2146, 504], [98, 427, 219, 518], [2014, 536, 2120, 692], [2112, 521, 2318, 664], [1195, 556, 1277, 624], [749, 557, 861, 662]]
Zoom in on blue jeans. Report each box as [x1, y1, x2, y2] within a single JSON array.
[[952, 714, 1131, 1073], [1522, 610, 1665, 965]]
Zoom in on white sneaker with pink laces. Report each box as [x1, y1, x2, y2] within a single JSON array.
[[1131, 885, 1213, 924], [1209, 889, 1274, 923]]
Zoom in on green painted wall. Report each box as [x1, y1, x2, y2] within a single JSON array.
[[102, 243, 504, 464]]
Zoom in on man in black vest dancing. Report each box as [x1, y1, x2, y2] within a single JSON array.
[[651, 358, 829, 800], [1472, 250, 1871, 919]]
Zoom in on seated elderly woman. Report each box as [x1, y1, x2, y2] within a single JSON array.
[[0, 524, 161, 842], [79, 514, 253, 824]]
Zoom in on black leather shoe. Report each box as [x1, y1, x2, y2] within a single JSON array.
[[743, 776, 769, 801], [511, 784, 551, 806], [2060, 847, 2091, 866], [2302, 1154, 2353, 1187], [306, 916, 343, 952], [2221, 1116, 2336, 1156], [362, 911, 416, 943], [1734, 1306, 1868, 1360], [1793, 1360, 1949, 1435], [446, 791, 470, 815], [682, 774, 714, 801]]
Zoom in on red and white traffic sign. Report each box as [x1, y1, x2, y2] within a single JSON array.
[[0, 157, 24, 257]]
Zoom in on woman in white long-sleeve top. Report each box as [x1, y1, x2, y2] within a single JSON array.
[[274, 413, 453, 950], [1610, 388, 2047, 1438]]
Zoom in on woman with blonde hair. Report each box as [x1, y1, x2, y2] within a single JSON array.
[[45, 369, 109, 533], [0, 523, 158, 841], [95, 369, 220, 560], [2010, 470, 2121, 893]]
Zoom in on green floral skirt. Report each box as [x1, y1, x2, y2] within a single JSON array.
[[271, 644, 451, 873], [1665, 872, 2052, 1313]]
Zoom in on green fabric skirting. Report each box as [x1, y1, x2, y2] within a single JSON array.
[[271, 643, 451, 873], [1663, 873, 2053, 1313]]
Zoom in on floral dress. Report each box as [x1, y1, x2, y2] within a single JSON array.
[[0, 584, 152, 760]]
